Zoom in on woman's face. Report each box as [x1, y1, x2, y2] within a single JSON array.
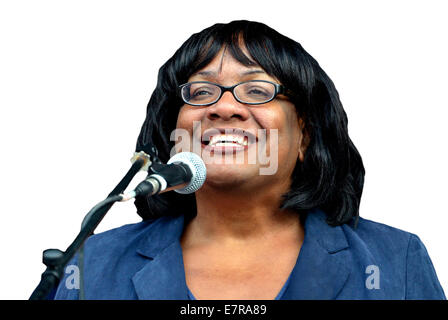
[[175, 48, 307, 190]]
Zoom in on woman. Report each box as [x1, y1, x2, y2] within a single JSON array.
[[54, 20, 445, 299]]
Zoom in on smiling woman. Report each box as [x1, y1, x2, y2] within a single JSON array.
[[53, 20, 446, 300], [136, 21, 359, 227]]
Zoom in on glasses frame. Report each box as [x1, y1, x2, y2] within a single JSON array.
[[179, 80, 288, 106]]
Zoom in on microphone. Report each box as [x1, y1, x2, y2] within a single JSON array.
[[120, 152, 206, 201]]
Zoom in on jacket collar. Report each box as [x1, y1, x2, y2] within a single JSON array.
[[135, 215, 186, 260], [132, 209, 351, 300], [281, 209, 351, 299], [132, 215, 188, 299]]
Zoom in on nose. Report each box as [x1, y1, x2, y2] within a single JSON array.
[[205, 91, 250, 121]]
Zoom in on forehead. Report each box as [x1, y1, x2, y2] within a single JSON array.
[[189, 47, 275, 82]]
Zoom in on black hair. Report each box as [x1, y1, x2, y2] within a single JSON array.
[[135, 20, 365, 227]]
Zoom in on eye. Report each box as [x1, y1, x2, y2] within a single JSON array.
[[245, 86, 270, 97], [192, 88, 214, 97], [186, 83, 219, 103]]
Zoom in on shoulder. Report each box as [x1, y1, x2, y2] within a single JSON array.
[[53, 215, 184, 300], [85, 218, 157, 249], [340, 216, 446, 299], [341, 216, 425, 270], [85, 215, 180, 250], [343, 216, 412, 256]]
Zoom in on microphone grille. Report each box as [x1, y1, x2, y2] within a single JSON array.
[[167, 152, 206, 194]]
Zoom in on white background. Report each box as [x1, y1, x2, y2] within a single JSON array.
[[0, 0, 447, 299]]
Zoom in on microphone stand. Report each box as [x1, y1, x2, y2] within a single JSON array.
[[29, 147, 159, 300]]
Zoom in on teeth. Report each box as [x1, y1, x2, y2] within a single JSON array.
[[207, 134, 248, 147]]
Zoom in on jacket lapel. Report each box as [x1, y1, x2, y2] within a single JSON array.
[[130, 210, 352, 300], [131, 215, 189, 300], [282, 209, 351, 299]]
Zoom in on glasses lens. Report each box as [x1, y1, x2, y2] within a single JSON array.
[[182, 82, 220, 105], [235, 81, 276, 104]]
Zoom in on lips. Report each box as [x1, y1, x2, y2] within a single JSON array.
[[201, 128, 257, 152]]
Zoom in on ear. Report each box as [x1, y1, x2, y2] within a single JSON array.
[[297, 118, 310, 163]]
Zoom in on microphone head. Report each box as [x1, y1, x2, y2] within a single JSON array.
[[167, 152, 206, 194]]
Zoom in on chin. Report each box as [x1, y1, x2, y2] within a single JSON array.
[[203, 163, 262, 187]]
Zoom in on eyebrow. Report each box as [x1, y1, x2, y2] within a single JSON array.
[[193, 69, 266, 77]]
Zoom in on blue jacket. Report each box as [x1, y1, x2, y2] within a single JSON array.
[[54, 209, 446, 300]]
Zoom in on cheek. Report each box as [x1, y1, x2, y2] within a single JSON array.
[[251, 104, 300, 141], [278, 103, 301, 143], [175, 106, 203, 152], [176, 106, 204, 137], [176, 106, 191, 130], [250, 107, 281, 131], [252, 105, 301, 164], [283, 114, 302, 158]]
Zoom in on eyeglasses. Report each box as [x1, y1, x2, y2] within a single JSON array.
[[179, 80, 287, 106]]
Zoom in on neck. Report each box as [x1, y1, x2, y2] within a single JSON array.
[[184, 179, 303, 245]]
